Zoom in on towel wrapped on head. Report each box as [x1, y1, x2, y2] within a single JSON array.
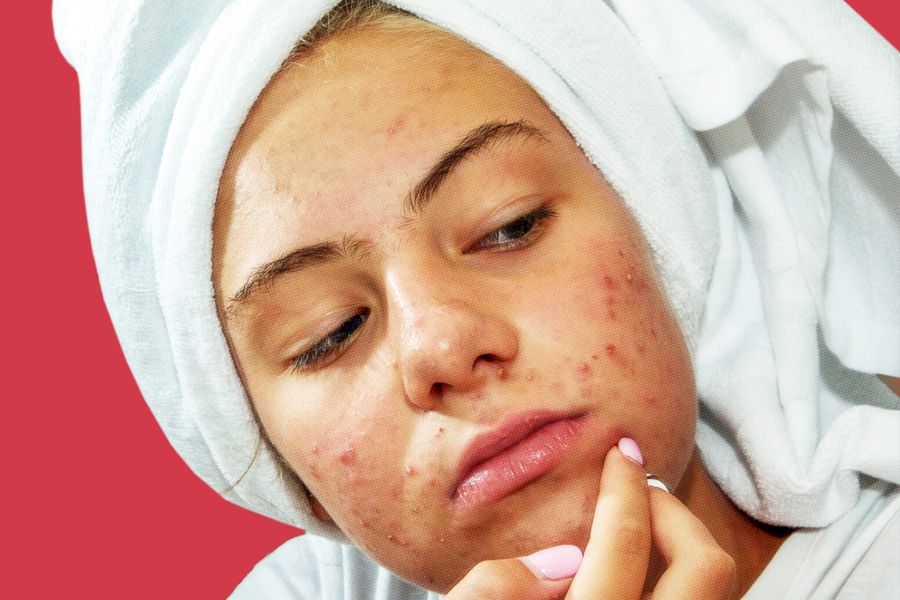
[[53, 0, 899, 542]]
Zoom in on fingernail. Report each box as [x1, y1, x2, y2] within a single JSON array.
[[618, 437, 644, 465], [520, 544, 583, 580]]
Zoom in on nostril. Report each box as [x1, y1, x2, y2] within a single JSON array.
[[477, 353, 499, 364], [429, 382, 444, 400]]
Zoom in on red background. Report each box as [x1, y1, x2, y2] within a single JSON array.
[[4, 2, 897, 598]]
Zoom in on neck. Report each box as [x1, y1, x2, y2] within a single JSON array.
[[648, 450, 792, 598]]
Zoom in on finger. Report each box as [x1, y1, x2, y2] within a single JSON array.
[[567, 437, 652, 599], [445, 545, 581, 600], [646, 488, 736, 600]]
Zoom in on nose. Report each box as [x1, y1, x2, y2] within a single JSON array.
[[387, 268, 518, 411]]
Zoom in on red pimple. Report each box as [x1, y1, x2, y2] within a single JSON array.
[[338, 447, 357, 466], [406, 465, 418, 476], [636, 342, 646, 354], [607, 309, 617, 320], [604, 295, 616, 306], [498, 366, 508, 380], [602, 275, 616, 290], [386, 115, 406, 136], [605, 344, 617, 356]]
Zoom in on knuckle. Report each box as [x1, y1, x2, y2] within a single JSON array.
[[612, 517, 651, 558], [693, 545, 736, 588]]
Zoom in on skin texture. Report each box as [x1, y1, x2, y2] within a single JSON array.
[[212, 26, 782, 594]]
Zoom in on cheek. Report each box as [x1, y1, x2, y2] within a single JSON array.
[[275, 388, 405, 538], [562, 240, 697, 472]]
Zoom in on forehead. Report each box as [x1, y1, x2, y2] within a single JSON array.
[[214, 25, 565, 298]]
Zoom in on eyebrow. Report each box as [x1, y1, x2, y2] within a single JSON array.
[[405, 119, 548, 214], [226, 119, 549, 314], [226, 237, 370, 313]]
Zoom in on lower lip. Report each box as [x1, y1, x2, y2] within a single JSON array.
[[452, 417, 586, 511]]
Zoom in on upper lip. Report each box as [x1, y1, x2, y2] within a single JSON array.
[[451, 410, 585, 498]]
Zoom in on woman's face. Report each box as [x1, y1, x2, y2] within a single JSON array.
[[213, 25, 696, 591]]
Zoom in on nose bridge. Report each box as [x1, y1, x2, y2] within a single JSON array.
[[385, 258, 514, 409], [386, 258, 478, 355]]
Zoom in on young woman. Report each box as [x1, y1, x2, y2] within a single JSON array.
[[55, 0, 899, 597]]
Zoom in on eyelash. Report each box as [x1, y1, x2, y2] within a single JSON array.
[[289, 205, 556, 373], [469, 205, 557, 253], [291, 309, 370, 373]]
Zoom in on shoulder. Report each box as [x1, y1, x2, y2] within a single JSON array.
[[229, 534, 440, 600]]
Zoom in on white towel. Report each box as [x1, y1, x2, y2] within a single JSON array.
[[53, 0, 899, 542]]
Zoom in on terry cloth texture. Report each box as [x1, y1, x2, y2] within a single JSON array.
[[53, 0, 899, 541]]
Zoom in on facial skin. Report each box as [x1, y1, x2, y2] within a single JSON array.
[[213, 26, 697, 591]]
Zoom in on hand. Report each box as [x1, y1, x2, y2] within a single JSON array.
[[445, 439, 735, 599], [567, 439, 735, 599]]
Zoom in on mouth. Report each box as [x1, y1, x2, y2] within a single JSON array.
[[451, 410, 588, 512]]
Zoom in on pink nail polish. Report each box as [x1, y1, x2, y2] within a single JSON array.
[[520, 544, 583, 581], [618, 437, 644, 465]]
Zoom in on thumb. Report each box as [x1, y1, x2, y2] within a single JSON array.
[[445, 545, 582, 600]]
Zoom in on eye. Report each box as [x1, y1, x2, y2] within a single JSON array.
[[291, 309, 370, 373], [469, 205, 557, 253]]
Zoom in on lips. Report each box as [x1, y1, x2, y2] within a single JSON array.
[[451, 411, 587, 511]]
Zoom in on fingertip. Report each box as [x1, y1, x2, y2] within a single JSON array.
[[520, 544, 583, 581], [617, 437, 644, 465]]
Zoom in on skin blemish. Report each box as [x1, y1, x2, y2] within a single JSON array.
[[626, 272, 634, 283], [617, 249, 625, 257], [497, 366, 508, 380], [651, 327, 659, 339], [602, 275, 616, 290], [406, 465, 418, 476], [576, 361, 591, 381], [311, 446, 320, 455], [428, 477, 438, 488], [636, 341, 646, 354], [604, 295, 616, 306], [338, 446, 358, 466], [607, 309, 617, 320], [591, 354, 599, 361], [386, 115, 406, 137], [605, 344, 616, 357]]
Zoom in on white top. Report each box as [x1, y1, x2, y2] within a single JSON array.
[[744, 482, 900, 599], [232, 483, 899, 599]]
